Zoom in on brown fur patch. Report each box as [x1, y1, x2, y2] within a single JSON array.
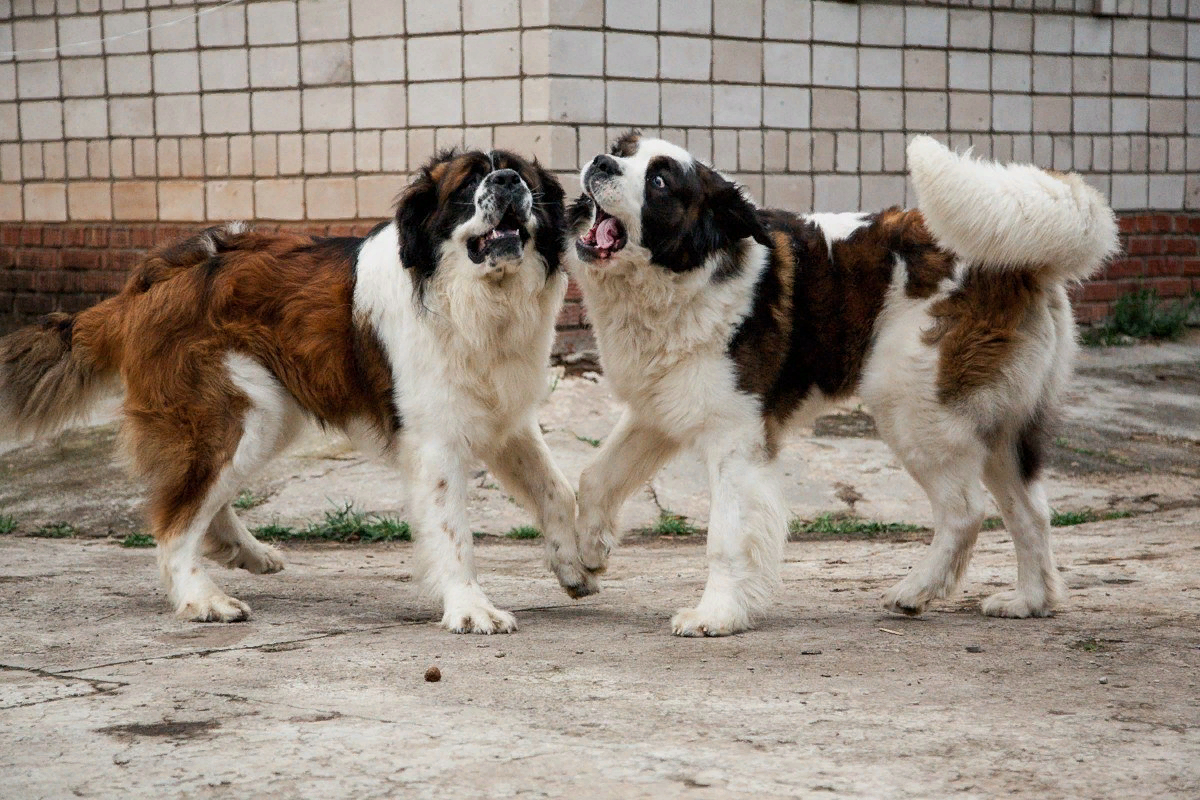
[[731, 208, 964, 431], [611, 130, 642, 157], [2, 225, 402, 544], [870, 208, 956, 298], [922, 269, 1043, 404]]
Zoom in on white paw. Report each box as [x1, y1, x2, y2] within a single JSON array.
[[236, 543, 285, 575], [577, 525, 614, 575], [670, 605, 750, 638], [442, 602, 518, 635], [547, 552, 600, 599], [981, 589, 1055, 618], [881, 577, 939, 617], [176, 591, 251, 623]]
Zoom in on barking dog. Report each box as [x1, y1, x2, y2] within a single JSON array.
[[567, 132, 1118, 636], [0, 149, 593, 632]]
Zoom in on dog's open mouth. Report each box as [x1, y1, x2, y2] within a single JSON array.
[[577, 206, 627, 261], [468, 209, 528, 264]]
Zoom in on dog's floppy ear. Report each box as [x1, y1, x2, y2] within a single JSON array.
[[710, 181, 770, 248], [530, 160, 567, 275], [611, 129, 642, 157], [395, 169, 438, 274]]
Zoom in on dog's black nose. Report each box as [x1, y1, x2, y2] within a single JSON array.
[[590, 154, 622, 177], [488, 169, 523, 190]]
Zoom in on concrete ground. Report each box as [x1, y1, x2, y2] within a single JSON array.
[[1, 334, 1198, 798]]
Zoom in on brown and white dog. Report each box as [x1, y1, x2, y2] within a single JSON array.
[[0, 149, 594, 632], [567, 132, 1118, 636]]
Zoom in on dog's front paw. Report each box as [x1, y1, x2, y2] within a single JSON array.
[[881, 576, 939, 617], [176, 591, 251, 623], [981, 589, 1055, 618], [442, 601, 518, 634], [235, 542, 285, 574], [576, 524, 614, 575], [670, 605, 750, 638], [548, 554, 601, 599]]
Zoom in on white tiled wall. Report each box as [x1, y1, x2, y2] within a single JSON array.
[[0, 0, 1196, 222]]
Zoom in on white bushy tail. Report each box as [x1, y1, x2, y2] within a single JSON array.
[[907, 135, 1119, 282]]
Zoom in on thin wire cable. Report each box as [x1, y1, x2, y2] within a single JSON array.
[[0, 0, 244, 58]]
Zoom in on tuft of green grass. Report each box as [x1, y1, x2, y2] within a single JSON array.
[[505, 525, 542, 540], [0, 515, 16, 535], [790, 513, 925, 539], [574, 434, 602, 448], [253, 503, 410, 543], [232, 489, 269, 510], [649, 511, 699, 536], [1081, 288, 1198, 346], [982, 516, 1005, 531], [121, 533, 156, 548], [1069, 637, 1107, 652], [31, 522, 77, 539], [1051, 508, 1133, 527]]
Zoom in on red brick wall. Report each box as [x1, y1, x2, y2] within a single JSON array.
[[2, 214, 1196, 349], [1072, 213, 1200, 325]]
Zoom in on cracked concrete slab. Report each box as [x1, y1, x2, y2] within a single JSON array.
[[1, 334, 1198, 797]]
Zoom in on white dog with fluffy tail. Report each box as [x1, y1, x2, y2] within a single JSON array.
[[565, 131, 1117, 636]]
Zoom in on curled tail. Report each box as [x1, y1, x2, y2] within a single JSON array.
[[0, 222, 249, 443], [907, 135, 1118, 282]]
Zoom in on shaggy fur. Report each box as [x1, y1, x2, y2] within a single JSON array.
[[0, 150, 589, 632], [567, 133, 1118, 636]]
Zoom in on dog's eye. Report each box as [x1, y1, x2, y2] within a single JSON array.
[[650, 175, 666, 190]]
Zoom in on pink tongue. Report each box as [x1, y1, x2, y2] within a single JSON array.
[[595, 217, 619, 249]]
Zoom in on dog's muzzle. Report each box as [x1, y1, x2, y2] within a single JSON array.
[[468, 169, 532, 265]]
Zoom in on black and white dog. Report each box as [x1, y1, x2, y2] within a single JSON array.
[[566, 132, 1118, 636]]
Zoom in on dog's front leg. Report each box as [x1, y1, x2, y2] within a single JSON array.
[[671, 424, 788, 637], [576, 409, 679, 575], [409, 437, 516, 634], [483, 422, 597, 599]]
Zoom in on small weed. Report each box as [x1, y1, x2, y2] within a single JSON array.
[[1069, 637, 1115, 652], [790, 513, 925, 539], [31, 522, 77, 539], [505, 525, 542, 540], [574, 434, 602, 448], [0, 515, 16, 535], [649, 512, 700, 536], [981, 516, 1005, 531], [1051, 508, 1133, 527], [253, 503, 411, 543], [232, 489, 269, 510], [1081, 288, 1198, 346], [121, 533, 156, 548]]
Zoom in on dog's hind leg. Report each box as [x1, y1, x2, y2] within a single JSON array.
[[483, 421, 594, 599], [671, 421, 788, 637], [203, 505, 284, 575], [881, 437, 989, 617], [979, 441, 1066, 618], [200, 356, 304, 577], [138, 353, 298, 622], [154, 482, 253, 622]]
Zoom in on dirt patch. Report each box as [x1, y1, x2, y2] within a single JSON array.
[[97, 720, 221, 741], [812, 409, 879, 439]]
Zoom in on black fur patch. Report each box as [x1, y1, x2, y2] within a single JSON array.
[[395, 149, 566, 302], [1016, 406, 1051, 483], [639, 156, 770, 275]]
